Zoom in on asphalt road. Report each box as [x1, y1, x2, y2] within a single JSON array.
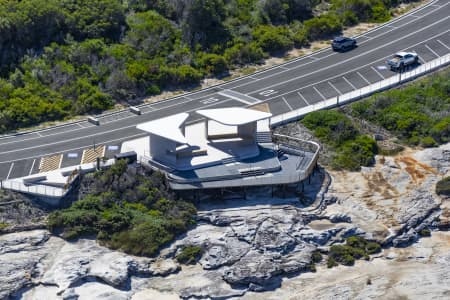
[[1, 0, 449, 181]]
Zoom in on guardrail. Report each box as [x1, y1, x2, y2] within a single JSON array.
[[270, 53, 450, 127], [0, 0, 438, 139]]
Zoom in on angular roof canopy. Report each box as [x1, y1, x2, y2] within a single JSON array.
[[197, 107, 272, 126], [136, 113, 189, 144]]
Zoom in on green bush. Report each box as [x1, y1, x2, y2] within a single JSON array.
[[327, 236, 381, 267], [327, 257, 338, 268], [419, 228, 431, 237], [436, 177, 450, 196], [304, 13, 342, 40], [47, 163, 196, 257], [176, 245, 204, 264], [311, 250, 323, 263]]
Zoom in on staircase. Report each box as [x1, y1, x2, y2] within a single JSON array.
[[221, 156, 238, 165], [256, 131, 272, 144], [239, 168, 265, 177]]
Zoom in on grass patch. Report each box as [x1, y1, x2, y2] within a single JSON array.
[[0, 222, 9, 230]]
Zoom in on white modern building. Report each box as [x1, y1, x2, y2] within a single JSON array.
[[123, 107, 320, 193]]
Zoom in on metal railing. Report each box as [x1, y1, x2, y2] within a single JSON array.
[[270, 53, 450, 127]]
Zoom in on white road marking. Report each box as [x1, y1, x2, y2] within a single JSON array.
[[328, 81, 342, 95], [259, 90, 278, 97], [409, 15, 420, 19], [6, 163, 14, 180], [425, 44, 440, 57], [58, 155, 63, 168], [437, 39, 450, 50], [36, 132, 43, 137], [297, 92, 310, 105], [218, 90, 260, 104], [67, 153, 78, 158], [200, 97, 220, 105], [342, 76, 357, 90], [313, 86, 327, 101], [309, 56, 319, 61], [281, 97, 294, 111], [0, 2, 446, 151], [260, 29, 450, 102], [29, 159, 36, 175], [357, 72, 372, 85], [0, 99, 235, 161], [76, 122, 85, 128], [419, 56, 427, 64], [279, 66, 290, 70], [248, 16, 450, 95], [371, 66, 385, 79]]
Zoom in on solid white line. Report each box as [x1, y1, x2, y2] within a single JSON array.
[[437, 39, 450, 50], [281, 97, 294, 111], [6, 163, 14, 180], [371, 66, 385, 79], [29, 159, 36, 175], [58, 154, 63, 168], [309, 56, 319, 61], [297, 92, 310, 105], [357, 72, 371, 85], [218, 90, 257, 105], [262, 29, 450, 102], [0, 99, 235, 160], [313, 86, 327, 101], [328, 81, 342, 95], [425, 44, 440, 58], [0, 0, 443, 146], [248, 15, 450, 95], [419, 56, 427, 64], [343, 76, 357, 90]]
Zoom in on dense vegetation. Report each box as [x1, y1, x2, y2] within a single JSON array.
[[47, 160, 196, 257], [302, 110, 378, 171], [327, 236, 381, 268], [0, 0, 419, 133], [352, 69, 450, 147]]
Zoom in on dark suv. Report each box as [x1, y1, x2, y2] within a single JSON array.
[[332, 36, 357, 51]]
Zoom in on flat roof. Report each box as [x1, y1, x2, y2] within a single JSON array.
[[136, 113, 189, 144], [197, 107, 272, 126]]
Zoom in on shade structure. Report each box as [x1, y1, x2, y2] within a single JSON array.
[[196, 107, 272, 126], [136, 113, 189, 144]]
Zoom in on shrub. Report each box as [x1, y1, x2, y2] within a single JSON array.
[[304, 13, 342, 40], [419, 228, 431, 237], [252, 25, 294, 54], [421, 136, 438, 148], [176, 245, 204, 264], [327, 236, 381, 267], [436, 177, 450, 196], [327, 257, 338, 268], [311, 250, 323, 263]]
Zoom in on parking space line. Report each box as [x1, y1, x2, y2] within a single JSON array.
[[6, 163, 14, 180], [437, 39, 450, 50], [419, 56, 427, 64], [357, 72, 371, 85], [281, 97, 294, 111], [36, 131, 43, 137], [343, 76, 357, 90], [425, 44, 440, 58], [29, 159, 36, 175], [76, 122, 84, 128], [371, 66, 385, 79], [328, 82, 342, 95], [313, 86, 327, 101], [297, 92, 310, 105]]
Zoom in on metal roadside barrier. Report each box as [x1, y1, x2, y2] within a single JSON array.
[[270, 53, 450, 127]]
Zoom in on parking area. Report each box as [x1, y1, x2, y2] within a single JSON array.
[[0, 142, 124, 181], [253, 32, 450, 116]]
